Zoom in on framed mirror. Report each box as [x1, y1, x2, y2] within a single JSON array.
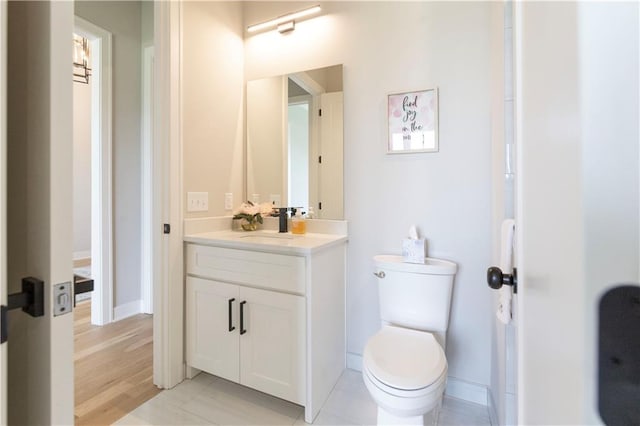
[[246, 65, 344, 219]]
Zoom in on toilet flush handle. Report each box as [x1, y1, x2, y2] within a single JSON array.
[[373, 271, 386, 278]]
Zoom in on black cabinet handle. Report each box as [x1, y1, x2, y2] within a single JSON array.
[[228, 298, 236, 332], [240, 301, 247, 335]]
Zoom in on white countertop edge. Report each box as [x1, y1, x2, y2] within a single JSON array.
[[184, 216, 348, 237], [183, 230, 348, 255]]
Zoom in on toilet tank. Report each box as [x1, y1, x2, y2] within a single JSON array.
[[374, 255, 457, 334]]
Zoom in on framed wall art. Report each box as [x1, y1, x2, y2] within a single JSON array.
[[387, 88, 439, 154]]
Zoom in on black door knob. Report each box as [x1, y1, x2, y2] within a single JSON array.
[[487, 266, 517, 293]]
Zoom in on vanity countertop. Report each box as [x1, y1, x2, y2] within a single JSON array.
[[184, 229, 348, 255]]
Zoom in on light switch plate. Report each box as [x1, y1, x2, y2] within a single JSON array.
[[53, 282, 72, 316], [251, 193, 260, 204], [187, 192, 209, 212], [224, 193, 233, 210], [270, 194, 281, 207]]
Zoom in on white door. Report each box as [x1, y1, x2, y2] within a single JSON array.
[[186, 277, 239, 382], [515, 2, 639, 424], [4, 1, 74, 424], [239, 286, 305, 405], [317, 92, 343, 219], [0, 0, 7, 423]]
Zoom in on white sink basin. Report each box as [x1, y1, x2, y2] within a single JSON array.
[[232, 231, 302, 245], [236, 236, 295, 245], [236, 231, 296, 240]]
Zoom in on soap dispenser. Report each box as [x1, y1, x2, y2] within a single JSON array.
[[291, 210, 306, 235]]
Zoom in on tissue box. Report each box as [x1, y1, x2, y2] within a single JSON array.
[[402, 238, 426, 264]]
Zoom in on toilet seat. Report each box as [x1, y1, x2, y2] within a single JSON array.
[[363, 325, 447, 391]]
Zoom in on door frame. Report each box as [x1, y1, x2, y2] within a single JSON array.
[[153, 0, 184, 389], [0, 0, 7, 423], [141, 45, 154, 315], [74, 16, 114, 326]]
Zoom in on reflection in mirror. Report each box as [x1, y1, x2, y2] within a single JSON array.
[[246, 65, 343, 219]]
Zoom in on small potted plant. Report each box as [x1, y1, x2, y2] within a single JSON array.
[[233, 201, 274, 231]]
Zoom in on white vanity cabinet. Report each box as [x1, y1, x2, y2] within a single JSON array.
[[187, 276, 305, 403], [185, 236, 346, 423]]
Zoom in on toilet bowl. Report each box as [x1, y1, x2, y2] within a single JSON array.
[[363, 326, 447, 425], [365, 255, 457, 426]]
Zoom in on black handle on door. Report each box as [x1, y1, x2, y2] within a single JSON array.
[[240, 301, 247, 335], [228, 298, 236, 332], [487, 266, 517, 294]]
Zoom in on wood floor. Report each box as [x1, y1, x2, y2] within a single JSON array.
[[74, 301, 161, 425]]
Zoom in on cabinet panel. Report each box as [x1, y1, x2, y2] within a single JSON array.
[[186, 277, 240, 382], [239, 286, 306, 405], [187, 245, 306, 294]]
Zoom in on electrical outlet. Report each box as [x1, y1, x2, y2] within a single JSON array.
[[270, 194, 281, 207], [224, 193, 233, 210], [187, 192, 209, 212], [251, 193, 261, 204]]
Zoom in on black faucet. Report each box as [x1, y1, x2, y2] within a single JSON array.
[[278, 208, 288, 233]]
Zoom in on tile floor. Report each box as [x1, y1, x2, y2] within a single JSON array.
[[114, 369, 492, 425]]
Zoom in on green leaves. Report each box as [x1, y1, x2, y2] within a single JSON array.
[[232, 212, 263, 224]]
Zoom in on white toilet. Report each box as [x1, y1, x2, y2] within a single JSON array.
[[363, 255, 457, 426]]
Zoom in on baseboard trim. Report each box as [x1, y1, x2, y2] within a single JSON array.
[[113, 300, 142, 322], [488, 386, 499, 425], [346, 352, 488, 406], [444, 377, 488, 406], [346, 352, 363, 371], [73, 257, 91, 268], [75, 292, 92, 303]]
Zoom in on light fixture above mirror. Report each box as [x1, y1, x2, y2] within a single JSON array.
[[247, 5, 321, 35]]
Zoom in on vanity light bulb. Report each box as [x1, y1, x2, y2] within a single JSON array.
[[247, 5, 321, 34]]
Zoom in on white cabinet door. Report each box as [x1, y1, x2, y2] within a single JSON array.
[[186, 277, 239, 382], [239, 286, 305, 405]]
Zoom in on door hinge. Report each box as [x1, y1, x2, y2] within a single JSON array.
[[318, 156, 322, 164], [1, 277, 45, 344], [319, 202, 322, 210], [164, 223, 171, 234], [318, 108, 322, 117]]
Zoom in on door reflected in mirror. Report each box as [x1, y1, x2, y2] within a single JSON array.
[[246, 65, 343, 219]]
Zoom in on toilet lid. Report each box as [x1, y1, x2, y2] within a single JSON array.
[[363, 326, 446, 391]]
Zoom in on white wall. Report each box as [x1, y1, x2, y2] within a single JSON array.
[[75, 1, 142, 307], [73, 81, 92, 259], [245, 1, 493, 391], [182, 1, 244, 218]]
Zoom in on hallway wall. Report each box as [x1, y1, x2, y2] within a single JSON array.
[[75, 1, 143, 309]]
